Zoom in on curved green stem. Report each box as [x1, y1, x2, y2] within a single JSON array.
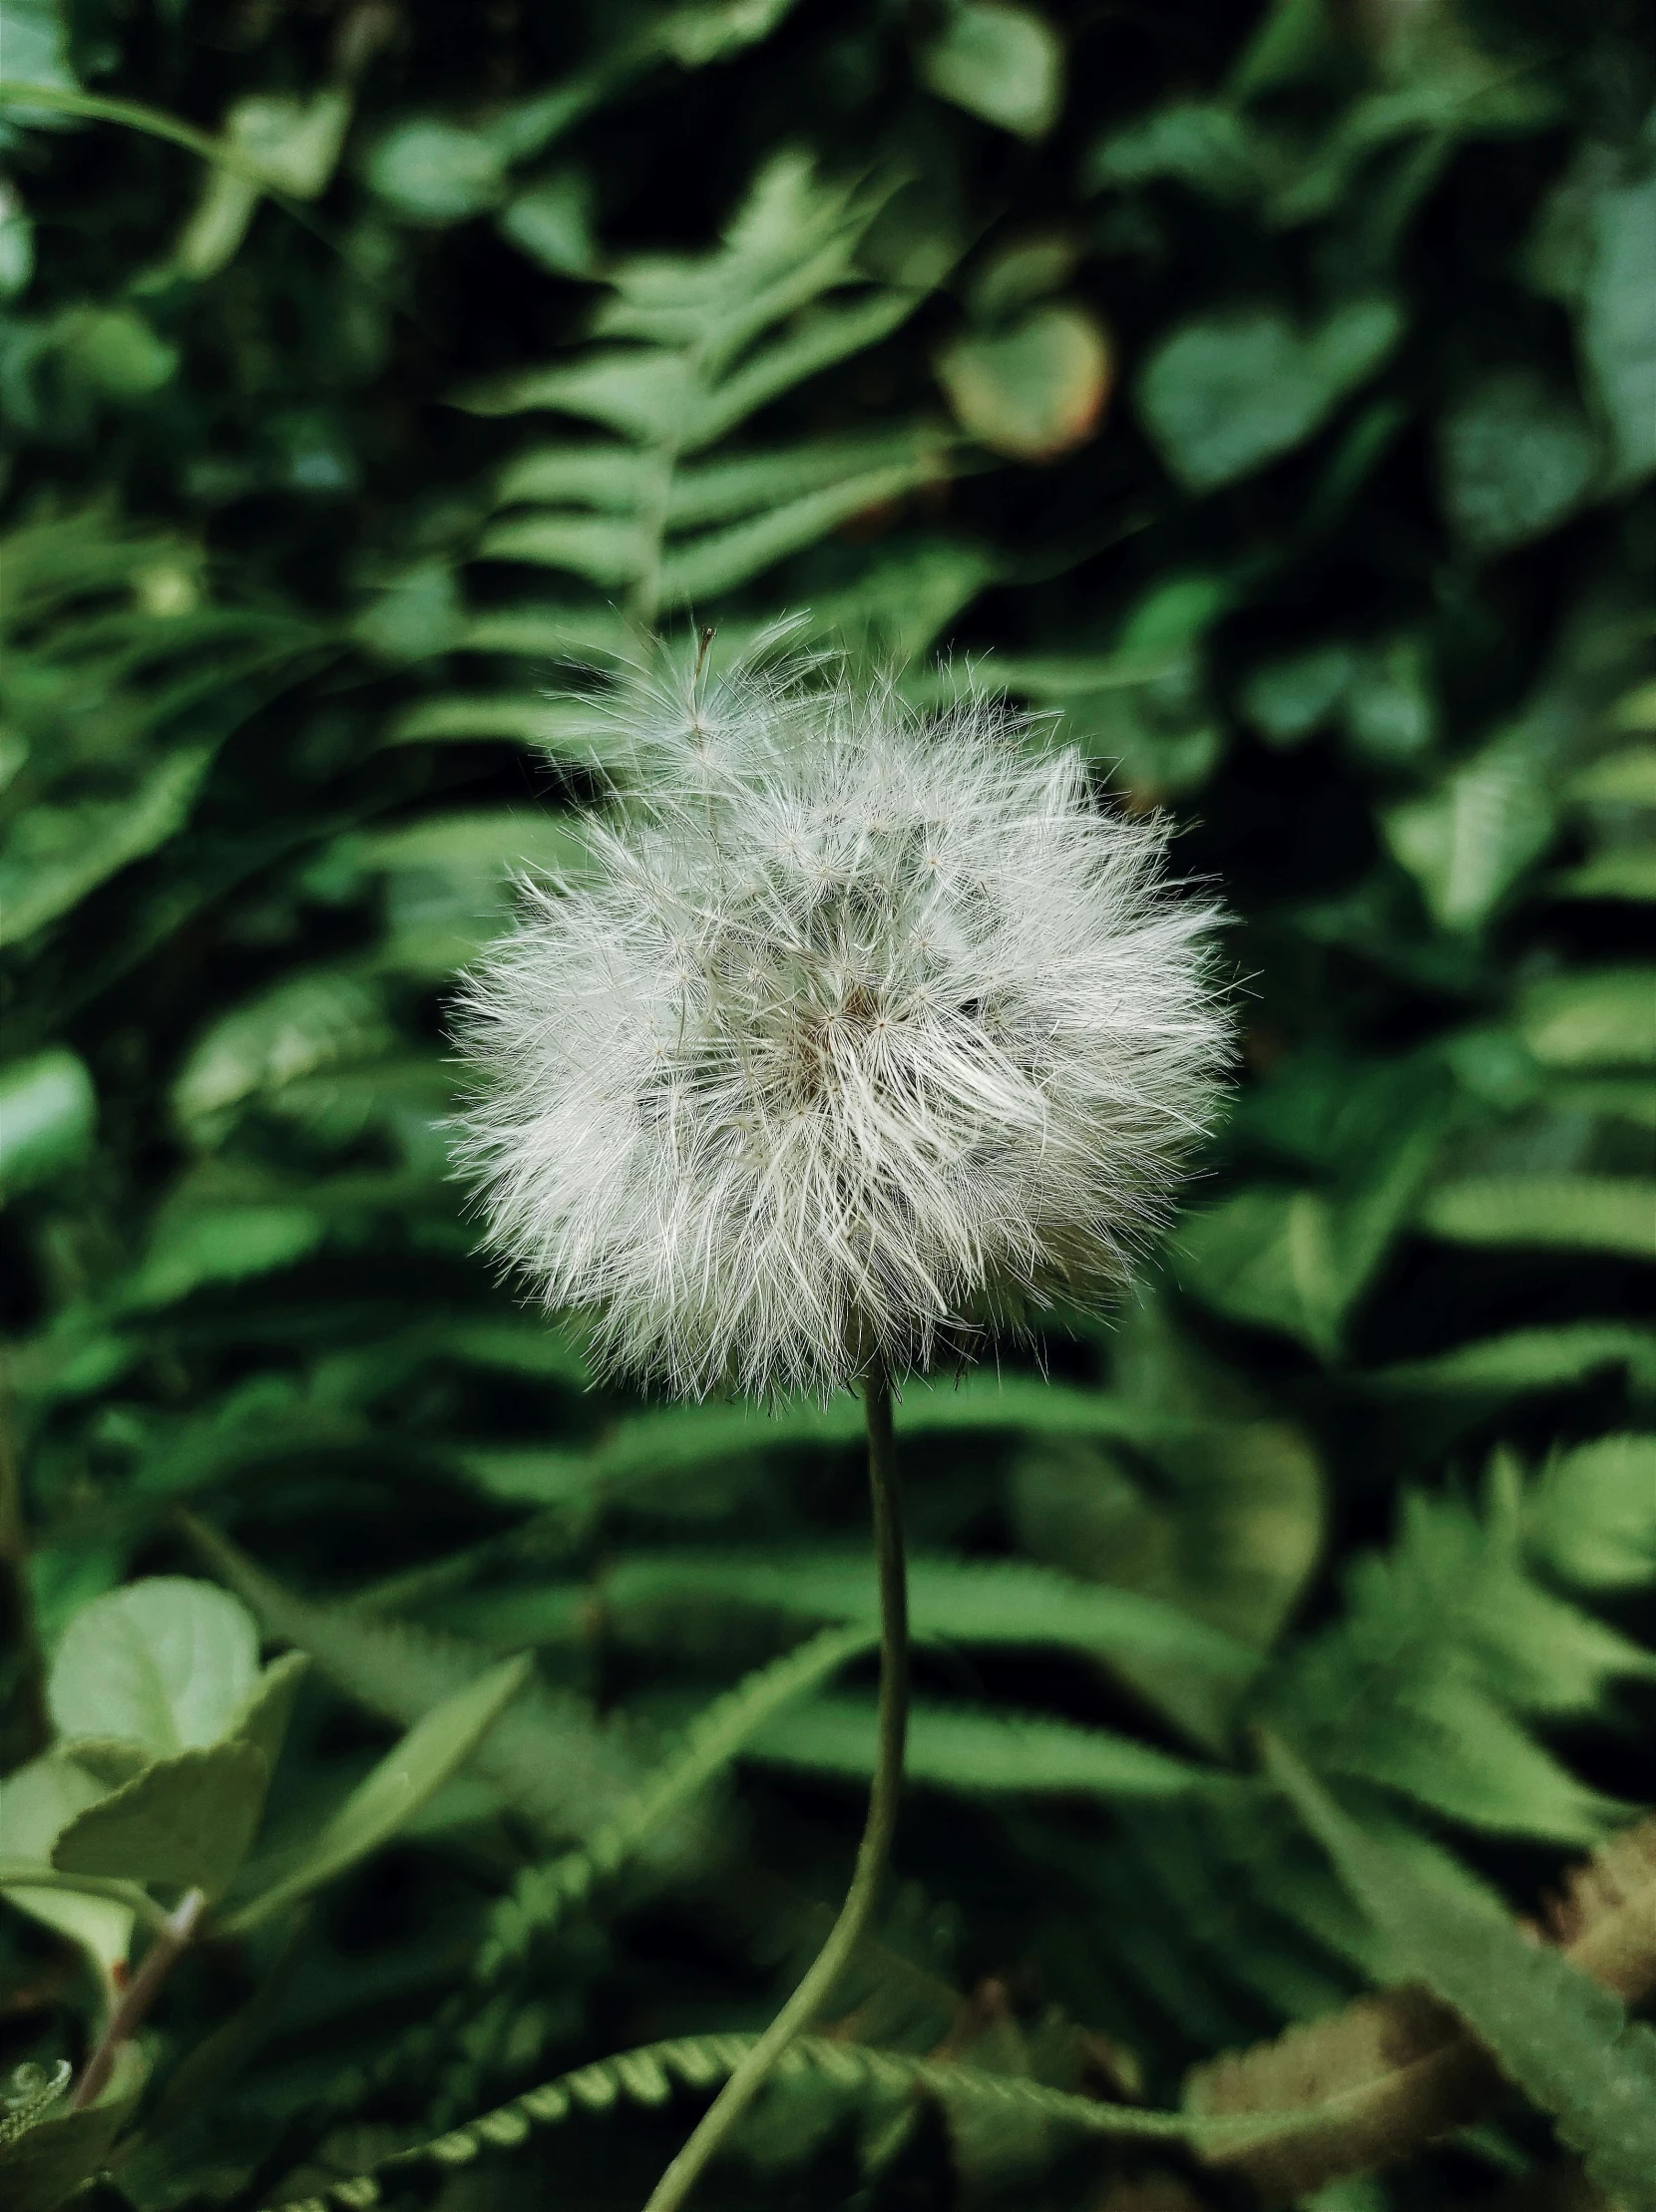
[[641, 1366, 908, 2212]]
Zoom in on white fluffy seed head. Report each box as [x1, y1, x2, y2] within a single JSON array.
[[452, 640, 1232, 1400]]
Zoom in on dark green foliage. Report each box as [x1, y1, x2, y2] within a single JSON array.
[[1, 0, 1654, 2206]]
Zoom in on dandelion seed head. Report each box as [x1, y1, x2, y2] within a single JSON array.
[[452, 638, 1232, 1399]]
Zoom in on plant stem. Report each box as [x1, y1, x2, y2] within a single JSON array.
[[72, 1885, 206, 2110], [640, 1365, 908, 2212]]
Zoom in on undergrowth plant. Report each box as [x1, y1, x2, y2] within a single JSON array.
[[1, 1, 1653, 2209]]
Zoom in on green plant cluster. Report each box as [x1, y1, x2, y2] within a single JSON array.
[[1, 0, 1654, 2206]]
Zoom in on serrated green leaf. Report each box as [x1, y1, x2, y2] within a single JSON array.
[[657, 460, 946, 603], [223, 1654, 532, 1931], [183, 1517, 649, 1842], [603, 1549, 1259, 1748], [748, 1694, 1204, 1798], [1371, 1322, 1656, 1396], [48, 1577, 261, 1755], [1527, 1435, 1656, 1589], [475, 514, 651, 586], [0, 744, 213, 946], [1383, 723, 1560, 929], [1265, 1735, 1656, 2205], [1420, 1175, 1656, 1259], [1258, 1485, 1641, 1843], [53, 1739, 269, 1896]]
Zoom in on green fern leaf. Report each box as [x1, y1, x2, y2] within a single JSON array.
[[1256, 1475, 1650, 1843], [254, 2028, 1290, 2211], [1266, 1735, 1656, 2207], [746, 1692, 1204, 1798], [603, 1547, 1258, 1748], [1419, 1174, 1656, 1259], [182, 1516, 647, 1842]]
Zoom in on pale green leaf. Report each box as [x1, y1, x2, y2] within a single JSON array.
[[917, 3, 1064, 142], [494, 444, 653, 512], [1383, 724, 1558, 929], [1084, 100, 1265, 201], [665, 430, 951, 529], [475, 514, 651, 586], [363, 118, 506, 223], [49, 1577, 260, 1755], [223, 1655, 533, 1931], [679, 289, 922, 452], [123, 1200, 328, 1306], [0, 1757, 133, 1984], [0, 1050, 95, 1195], [1557, 848, 1656, 900], [1518, 969, 1656, 1067], [458, 348, 692, 439], [1371, 1322, 1656, 1396], [183, 1516, 649, 1842], [657, 460, 949, 604], [173, 970, 398, 1144]]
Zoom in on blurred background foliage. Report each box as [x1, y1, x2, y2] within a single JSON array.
[[1, 0, 1654, 2205]]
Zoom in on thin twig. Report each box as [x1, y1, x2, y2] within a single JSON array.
[[72, 1886, 207, 2111]]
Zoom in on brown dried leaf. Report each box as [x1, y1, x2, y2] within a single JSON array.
[[1182, 1814, 1656, 2201]]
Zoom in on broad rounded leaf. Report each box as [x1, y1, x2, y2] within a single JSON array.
[[935, 304, 1110, 459], [1439, 370, 1599, 553], [0, 1050, 95, 1196], [1138, 299, 1402, 491], [0, 1756, 134, 1987], [49, 1578, 261, 1756], [363, 120, 506, 223], [917, 3, 1063, 142]]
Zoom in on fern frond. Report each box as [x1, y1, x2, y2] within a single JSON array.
[[471, 1621, 876, 1978], [182, 1516, 647, 1843], [1254, 1465, 1654, 1844], [603, 1547, 1256, 1750], [257, 2028, 1301, 2212], [1188, 1809, 1656, 2199]]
